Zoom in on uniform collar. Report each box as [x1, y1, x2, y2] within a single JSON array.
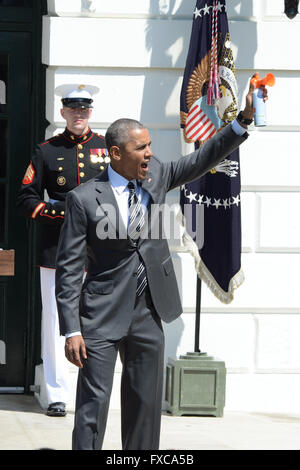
[[63, 127, 93, 144]]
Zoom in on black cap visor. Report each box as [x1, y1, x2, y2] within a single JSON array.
[[62, 97, 93, 109]]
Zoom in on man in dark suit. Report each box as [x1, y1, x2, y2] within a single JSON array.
[[55, 83, 258, 449]]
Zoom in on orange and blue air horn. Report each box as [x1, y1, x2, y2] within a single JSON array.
[[250, 73, 275, 126]]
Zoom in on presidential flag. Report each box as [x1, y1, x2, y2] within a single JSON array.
[[179, 0, 244, 303]]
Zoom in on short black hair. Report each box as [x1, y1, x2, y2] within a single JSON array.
[[105, 118, 145, 152]]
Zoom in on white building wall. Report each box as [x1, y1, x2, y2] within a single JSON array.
[[41, 0, 300, 414]]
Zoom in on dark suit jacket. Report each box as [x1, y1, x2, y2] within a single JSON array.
[[55, 125, 248, 340]]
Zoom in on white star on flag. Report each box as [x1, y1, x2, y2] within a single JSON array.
[[203, 3, 211, 15], [217, 1, 224, 12], [232, 195, 240, 206], [223, 199, 230, 209], [194, 7, 201, 18], [213, 199, 222, 209], [186, 191, 198, 203]]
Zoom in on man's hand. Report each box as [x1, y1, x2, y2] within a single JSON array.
[[65, 335, 87, 368]]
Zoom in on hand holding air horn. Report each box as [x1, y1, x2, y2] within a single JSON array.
[[250, 73, 275, 126]]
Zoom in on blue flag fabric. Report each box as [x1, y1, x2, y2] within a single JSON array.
[[180, 0, 244, 303]]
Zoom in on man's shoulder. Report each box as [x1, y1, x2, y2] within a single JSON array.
[[148, 155, 162, 170], [90, 131, 106, 146], [39, 133, 64, 148], [35, 134, 65, 157], [91, 131, 105, 141]]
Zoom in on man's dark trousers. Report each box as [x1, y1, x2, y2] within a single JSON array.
[[72, 286, 165, 450]]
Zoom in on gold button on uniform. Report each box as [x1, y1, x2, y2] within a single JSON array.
[[78, 144, 83, 150], [51, 210, 56, 215], [79, 162, 84, 168], [80, 172, 85, 178], [78, 153, 84, 158], [58, 166, 63, 171], [61, 211, 65, 216]]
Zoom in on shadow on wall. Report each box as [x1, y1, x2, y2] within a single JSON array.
[[140, 0, 190, 147], [227, 0, 258, 101], [81, 0, 96, 13]]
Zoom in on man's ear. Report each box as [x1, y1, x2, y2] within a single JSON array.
[[109, 145, 121, 161], [60, 108, 65, 119]]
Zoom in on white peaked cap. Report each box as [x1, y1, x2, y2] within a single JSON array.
[[55, 84, 100, 108], [55, 84, 99, 99]]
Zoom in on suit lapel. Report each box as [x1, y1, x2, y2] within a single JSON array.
[[139, 169, 158, 245], [94, 169, 127, 238], [140, 169, 157, 204]]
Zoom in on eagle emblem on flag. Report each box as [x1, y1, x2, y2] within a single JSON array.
[[181, 33, 238, 145]]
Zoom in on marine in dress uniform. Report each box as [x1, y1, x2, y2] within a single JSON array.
[[17, 85, 109, 416]]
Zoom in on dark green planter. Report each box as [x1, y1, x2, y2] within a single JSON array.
[[165, 352, 226, 417]]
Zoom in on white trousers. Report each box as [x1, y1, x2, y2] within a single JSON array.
[[40, 267, 70, 405]]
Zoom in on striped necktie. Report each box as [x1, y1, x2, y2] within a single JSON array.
[[127, 181, 147, 296]]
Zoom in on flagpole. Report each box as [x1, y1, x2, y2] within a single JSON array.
[[194, 275, 202, 352]]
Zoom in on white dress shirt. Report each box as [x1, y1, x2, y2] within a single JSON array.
[[107, 165, 150, 228]]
